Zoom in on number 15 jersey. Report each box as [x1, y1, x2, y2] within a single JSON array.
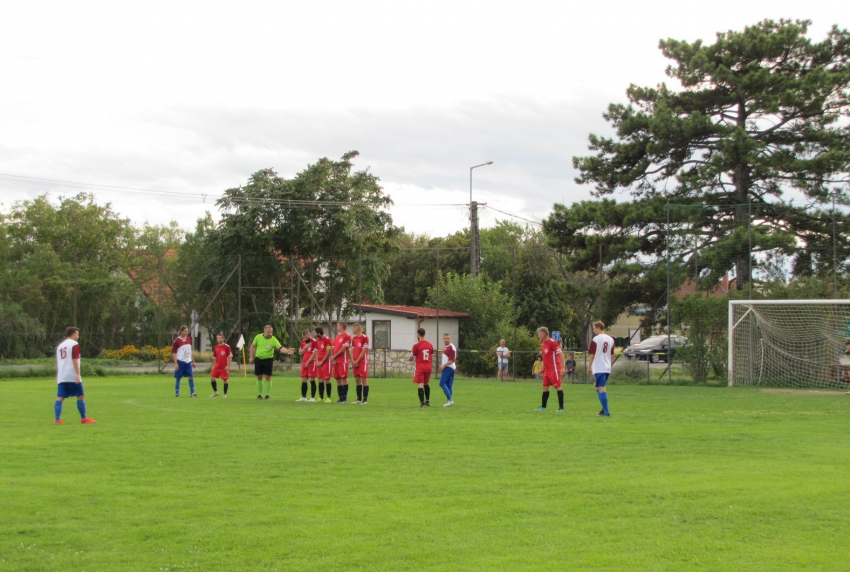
[[411, 340, 434, 373]]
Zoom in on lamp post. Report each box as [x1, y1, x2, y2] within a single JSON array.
[[469, 161, 493, 278]]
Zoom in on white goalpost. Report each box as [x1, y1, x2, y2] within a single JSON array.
[[728, 300, 850, 389]]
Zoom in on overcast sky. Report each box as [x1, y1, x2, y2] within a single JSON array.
[[0, 1, 841, 236]]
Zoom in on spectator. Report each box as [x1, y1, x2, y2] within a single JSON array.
[[496, 339, 510, 381], [532, 354, 543, 380], [565, 352, 576, 381]]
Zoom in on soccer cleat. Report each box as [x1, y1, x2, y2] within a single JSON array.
[[81, 418, 97, 424], [307, 398, 316, 402], [535, 407, 547, 411], [596, 412, 610, 417], [337, 399, 345, 403], [354, 400, 362, 404], [296, 397, 308, 402], [223, 394, 228, 398], [360, 401, 368, 405], [324, 397, 332, 403], [191, 393, 197, 398], [55, 420, 65, 424], [556, 408, 565, 412], [264, 395, 270, 400], [211, 392, 219, 397], [425, 401, 430, 407], [599, 409, 604, 415], [444, 401, 454, 407], [175, 394, 180, 398], [420, 402, 427, 408], [257, 395, 263, 399]]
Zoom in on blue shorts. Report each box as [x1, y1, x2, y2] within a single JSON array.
[[57, 382, 84, 398], [594, 373, 609, 388], [174, 361, 194, 379]]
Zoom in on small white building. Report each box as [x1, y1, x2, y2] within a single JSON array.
[[353, 304, 468, 350]]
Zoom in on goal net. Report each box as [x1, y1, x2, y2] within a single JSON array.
[[728, 300, 850, 389]]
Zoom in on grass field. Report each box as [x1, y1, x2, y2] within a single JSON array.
[[2, 375, 849, 571]]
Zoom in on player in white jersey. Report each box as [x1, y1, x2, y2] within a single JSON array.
[[54, 327, 97, 424], [586, 320, 614, 417]]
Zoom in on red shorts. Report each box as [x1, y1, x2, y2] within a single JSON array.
[[317, 360, 331, 380], [543, 370, 562, 389], [353, 358, 369, 378], [210, 366, 230, 381], [413, 371, 431, 385], [333, 361, 349, 380], [300, 360, 316, 379]]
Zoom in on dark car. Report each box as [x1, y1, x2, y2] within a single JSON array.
[[624, 335, 688, 363]]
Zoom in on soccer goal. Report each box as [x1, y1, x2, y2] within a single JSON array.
[[728, 300, 850, 389]]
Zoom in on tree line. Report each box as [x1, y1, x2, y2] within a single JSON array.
[[2, 20, 848, 380]]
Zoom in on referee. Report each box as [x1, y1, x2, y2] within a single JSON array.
[[249, 325, 294, 400]]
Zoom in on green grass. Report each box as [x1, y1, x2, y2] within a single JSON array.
[[1, 375, 849, 571]]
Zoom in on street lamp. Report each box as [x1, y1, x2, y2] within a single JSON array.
[[469, 161, 493, 278], [469, 161, 493, 204]]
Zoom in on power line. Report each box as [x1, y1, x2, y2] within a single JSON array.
[[0, 173, 466, 209], [483, 205, 543, 226]]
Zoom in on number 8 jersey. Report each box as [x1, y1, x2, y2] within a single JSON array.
[[589, 333, 615, 374]]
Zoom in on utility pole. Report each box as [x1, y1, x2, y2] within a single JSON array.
[[470, 201, 481, 277], [469, 161, 493, 278]]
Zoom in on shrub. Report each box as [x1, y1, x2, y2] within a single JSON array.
[[610, 359, 648, 383]]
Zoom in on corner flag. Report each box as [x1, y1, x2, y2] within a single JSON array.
[[236, 334, 247, 377]]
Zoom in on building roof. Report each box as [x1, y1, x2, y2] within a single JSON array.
[[353, 304, 469, 319]]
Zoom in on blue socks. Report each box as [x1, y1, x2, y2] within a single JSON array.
[[598, 391, 609, 415], [188, 378, 195, 395], [175, 378, 181, 395], [77, 400, 87, 419], [55, 400, 63, 421]]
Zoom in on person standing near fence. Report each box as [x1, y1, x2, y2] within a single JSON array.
[[496, 339, 510, 381], [298, 330, 317, 402], [536, 327, 565, 412], [565, 352, 576, 382], [55, 327, 97, 424], [173, 325, 196, 398], [439, 333, 457, 407], [532, 354, 543, 380], [409, 328, 434, 407], [313, 326, 333, 402], [210, 333, 232, 398], [587, 321, 614, 417], [351, 323, 370, 404], [249, 325, 294, 400]]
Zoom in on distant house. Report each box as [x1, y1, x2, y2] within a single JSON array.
[[352, 305, 469, 350]]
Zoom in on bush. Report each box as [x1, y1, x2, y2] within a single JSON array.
[[100, 345, 171, 362], [610, 359, 648, 383]]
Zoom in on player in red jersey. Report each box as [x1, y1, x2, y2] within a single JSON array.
[[312, 326, 333, 402], [331, 322, 352, 403], [409, 327, 434, 407], [351, 323, 370, 404], [536, 326, 566, 412], [297, 330, 317, 402], [210, 333, 232, 397]]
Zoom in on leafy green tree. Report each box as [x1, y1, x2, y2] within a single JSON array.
[[384, 231, 469, 306], [209, 152, 400, 342], [570, 19, 850, 292]]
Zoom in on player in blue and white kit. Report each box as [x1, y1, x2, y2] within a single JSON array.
[[587, 320, 614, 417], [55, 327, 97, 424], [439, 333, 457, 407]]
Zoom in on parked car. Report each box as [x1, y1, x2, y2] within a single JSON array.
[[624, 335, 688, 363]]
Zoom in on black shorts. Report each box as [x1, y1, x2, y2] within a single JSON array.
[[254, 358, 274, 377]]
